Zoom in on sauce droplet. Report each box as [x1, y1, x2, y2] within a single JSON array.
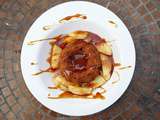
[[30, 62, 37, 65], [94, 92, 105, 99], [47, 91, 105, 99], [42, 25, 53, 30], [108, 20, 117, 28]]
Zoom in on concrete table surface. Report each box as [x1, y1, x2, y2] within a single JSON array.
[[0, 0, 160, 120]]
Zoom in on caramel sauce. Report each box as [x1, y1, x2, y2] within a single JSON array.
[[27, 38, 55, 45], [113, 63, 121, 67], [108, 20, 117, 27], [42, 25, 53, 30], [30, 62, 37, 65], [94, 92, 105, 99], [119, 66, 131, 70], [27, 35, 64, 46], [59, 14, 87, 23], [48, 86, 59, 89], [108, 20, 116, 24], [48, 91, 105, 99], [50, 35, 63, 44], [32, 67, 58, 76]]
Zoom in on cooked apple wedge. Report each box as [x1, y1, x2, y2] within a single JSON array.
[[100, 54, 113, 80], [52, 75, 92, 95], [96, 42, 112, 56], [63, 36, 75, 43], [53, 75, 70, 87], [69, 31, 88, 39], [68, 85, 92, 95], [51, 44, 62, 69], [52, 75, 64, 86], [52, 75, 69, 91], [89, 75, 106, 88], [59, 84, 68, 91]]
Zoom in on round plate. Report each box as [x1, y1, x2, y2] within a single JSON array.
[[21, 1, 136, 116]]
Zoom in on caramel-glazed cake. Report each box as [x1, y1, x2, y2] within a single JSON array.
[[50, 31, 113, 95]]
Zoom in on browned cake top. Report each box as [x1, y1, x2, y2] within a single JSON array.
[[59, 40, 102, 85]]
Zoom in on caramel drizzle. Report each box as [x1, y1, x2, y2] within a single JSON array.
[[32, 68, 58, 76], [119, 65, 132, 70], [113, 63, 121, 67], [47, 86, 106, 99], [48, 86, 59, 89], [27, 38, 56, 45], [108, 20, 117, 27], [48, 91, 105, 99], [59, 14, 87, 23]]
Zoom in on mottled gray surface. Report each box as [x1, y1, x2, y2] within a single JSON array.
[[0, 0, 160, 120]]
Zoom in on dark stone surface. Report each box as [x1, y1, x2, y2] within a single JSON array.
[[0, 0, 160, 119]]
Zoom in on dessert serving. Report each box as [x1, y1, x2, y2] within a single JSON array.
[[47, 30, 113, 97], [21, 1, 135, 116]]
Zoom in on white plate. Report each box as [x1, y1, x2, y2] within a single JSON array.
[[21, 1, 136, 116]]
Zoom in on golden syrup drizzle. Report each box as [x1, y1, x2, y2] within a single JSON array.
[[113, 63, 121, 67], [47, 86, 106, 99], [47, 91, 105, 99], [59, 14, 87, 23], [108, 20, 117, 27], [32, 68, 58, 76], [119, 66, 132, 70], [48, 86, 59, 89], [27, 38, 56, 45]]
